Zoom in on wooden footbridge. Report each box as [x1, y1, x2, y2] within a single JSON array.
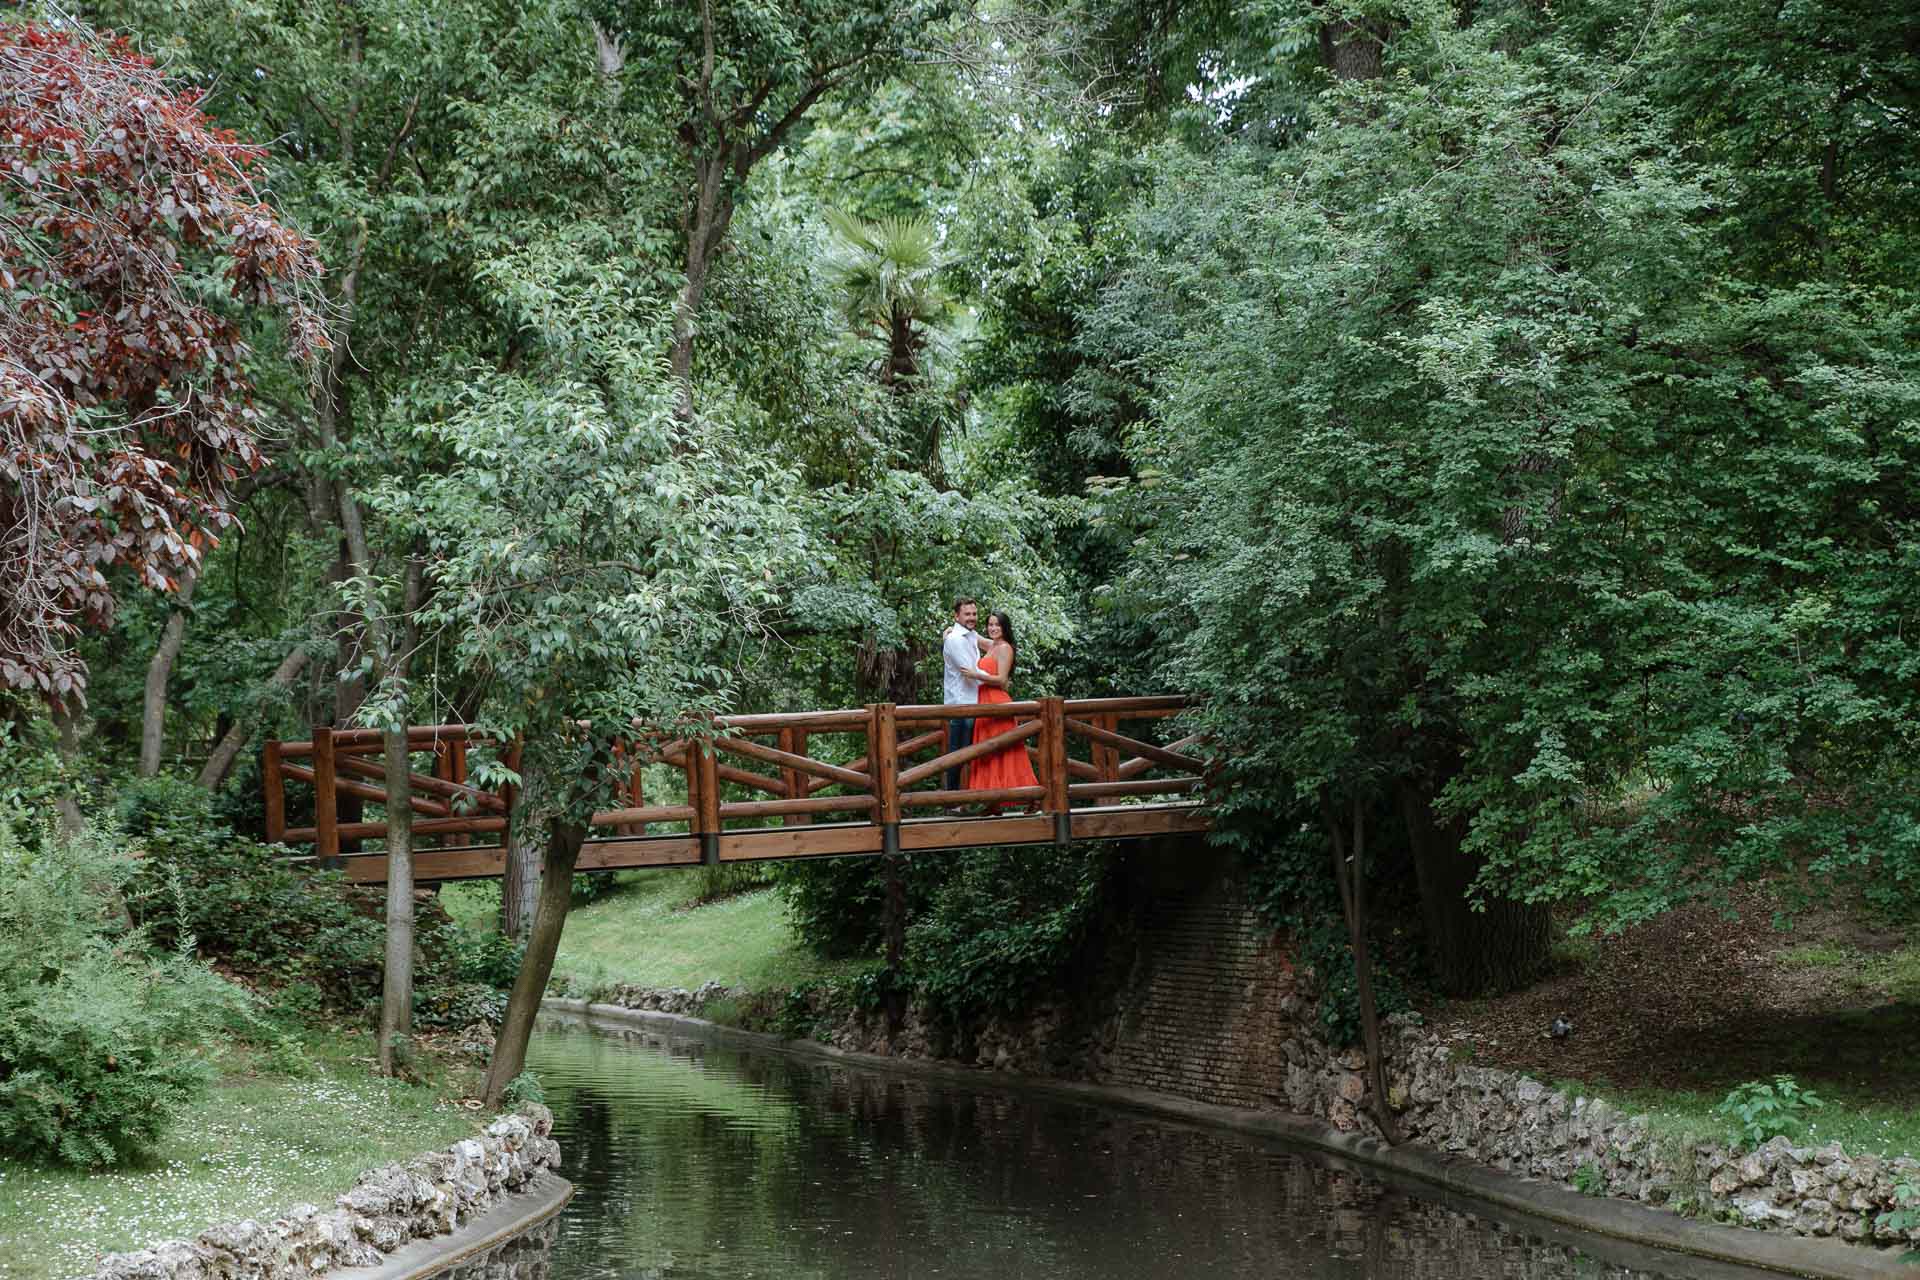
[[263, 697, 1209, 885]]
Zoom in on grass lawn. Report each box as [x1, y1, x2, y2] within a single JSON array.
[[1560, 1080, 1920, 1162], [441, 869, 865, 994], [0, 1027, 486, 1280]]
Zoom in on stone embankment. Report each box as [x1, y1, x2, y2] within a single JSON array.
[[1371, 1025, 1918, 1249], [91, 1104, 562, 1280], [590, 973, 1920, 1255]]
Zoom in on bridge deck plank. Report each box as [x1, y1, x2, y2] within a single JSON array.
[[335, 803, 1208, 884]]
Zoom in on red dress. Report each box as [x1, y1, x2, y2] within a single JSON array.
[[966, 653, 1040, 791]]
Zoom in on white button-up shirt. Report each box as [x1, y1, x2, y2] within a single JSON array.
[[942, 624, 980, 706]]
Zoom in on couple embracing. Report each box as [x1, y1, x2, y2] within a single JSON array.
[[940, 596, 1039, 799]]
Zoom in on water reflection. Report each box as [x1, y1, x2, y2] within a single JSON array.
[[442, 1016, 1779, 1280]]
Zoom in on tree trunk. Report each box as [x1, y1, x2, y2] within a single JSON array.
[[1325, 791, 1400, 1144], [883, 853, 907, 1038], [138, 564, 198, 777], [1320, 17, 1387, 80], [196, 646, 312, 790], [669, 154, 731, 414], [483, 817, 588, 1104], [52, 702, 85, 838], [1397, 774, 1552, 996], [377, 726, 415, 1075], [501, 780, 542, 942]]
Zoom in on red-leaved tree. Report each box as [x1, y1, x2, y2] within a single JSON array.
[[0, 18, 325, 705]]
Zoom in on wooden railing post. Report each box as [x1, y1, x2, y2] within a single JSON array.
[[872, 703, 900, 855], [313, 726, 341, 868], [263, 739, 285, 843], [433, 737, 460, 848], [1040, 697, 1069, 847], [499, 735, 522, 850], [778, 727, 810, 827], [695, 733, 722, 865]]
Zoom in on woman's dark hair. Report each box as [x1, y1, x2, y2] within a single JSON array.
[[988, 611, 1016, 652]]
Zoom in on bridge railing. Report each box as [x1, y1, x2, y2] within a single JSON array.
[[264, 695, 1204, 868]]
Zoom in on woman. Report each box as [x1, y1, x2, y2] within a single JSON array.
[[965, 611, 1040, 799]]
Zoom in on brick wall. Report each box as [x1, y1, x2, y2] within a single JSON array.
[[1091, 839, 1301, 1109]]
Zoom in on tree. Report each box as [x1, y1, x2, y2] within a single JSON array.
[[823, 208, 955, 397], [375, 185, 811, 1094], [1093, 0, 1920, 984], [0, 18, 324, 706], [597, 0, 953, 404]]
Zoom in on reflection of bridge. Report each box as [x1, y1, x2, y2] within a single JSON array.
[[263, 697, 1208, 885]]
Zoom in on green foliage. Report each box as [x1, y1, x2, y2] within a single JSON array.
[[501, 1071, 545, 1109], [689, 861, 777, 906], [781, 848, 1112, 1021], [776, 857, 897, 959], [774, 983, 825, 1040], [379, 290, 807, 830], [1879, 1180, 1920, 1263], [570, 872, 621, 906], [1087, 0, 1920, 935], [117, 778, 387, 1010], [118, 779, 509, 1029], [0, 817, 249, 1167], [0, 709, 67, 844], [843, 963, 906, 1014], [1713, 1076, 1826, 1150], [433, 922, 525, 990], [1234, 795, 1417, 1044], [906, 848, 1111, 1020], [1571, 1162, 1606, 1197], [1299, 920, 1412, 1049]]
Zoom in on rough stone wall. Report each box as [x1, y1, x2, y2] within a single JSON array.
[[1375, 1030, 1920, 1249], [90, 1104, 562, 1280]]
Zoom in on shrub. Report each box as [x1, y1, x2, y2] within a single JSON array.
[[414, 981, 508, 1030], [0, 816, 249, 1166], [435, 922, 525, 989], [1878, 1180, 1918, 1263], [116, 777, 485, 1019], [1713, 1075, 1825, 1150], [118, 777, 389, 1009], [906, 848, 1110, 1020], [775, 857, 895, 958], [571, 871, 621, 904], [0, 709, 71, 850], [502, 1071, 545, 1107], [689, 861, 775, 906]]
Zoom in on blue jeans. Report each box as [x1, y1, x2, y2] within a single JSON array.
[[945, 715, 974, 792]]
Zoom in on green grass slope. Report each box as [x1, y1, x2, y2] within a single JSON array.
[[441, 871, 862, 994]]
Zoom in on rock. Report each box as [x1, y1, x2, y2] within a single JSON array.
[[1793, 1201, 1837, 1236], [1734, 1196, 1794, 1226]]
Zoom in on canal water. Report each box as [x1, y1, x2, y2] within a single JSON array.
[[446, 1015, 1784, 1280]]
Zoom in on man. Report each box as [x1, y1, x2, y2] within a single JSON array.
[[941, 597, 987, 790]]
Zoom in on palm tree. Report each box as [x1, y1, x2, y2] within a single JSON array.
[[821, 207, 956, 396]]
